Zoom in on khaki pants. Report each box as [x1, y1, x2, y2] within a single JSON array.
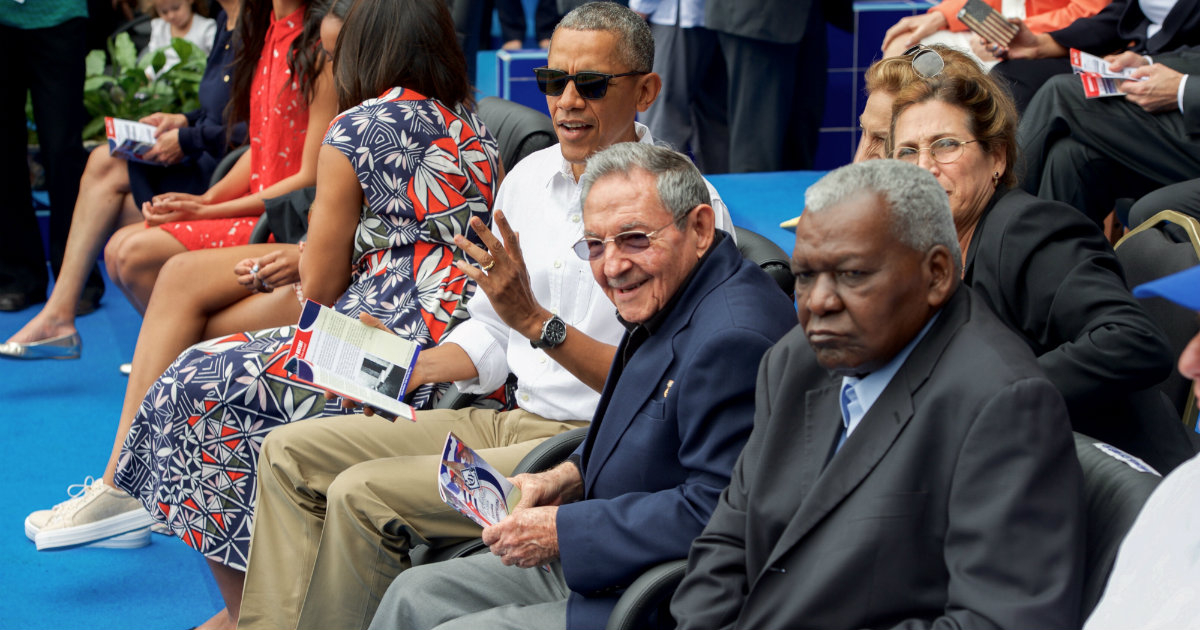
[[237, 408, 588, 630]]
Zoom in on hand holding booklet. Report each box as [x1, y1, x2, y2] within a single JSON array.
[[438, 432, 521, 527], [105, 117, 165, 165], [283, 299, 418, 421]]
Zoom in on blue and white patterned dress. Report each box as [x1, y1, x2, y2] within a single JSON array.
[[114, 88, 500, 570]]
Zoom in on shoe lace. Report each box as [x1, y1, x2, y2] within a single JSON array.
[[50, 476, 105, 515]]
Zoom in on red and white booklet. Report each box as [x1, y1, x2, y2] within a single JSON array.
[[104, 117, 164, 165], [283, 299, 418, 421], [1070, 48, 1144, 99]]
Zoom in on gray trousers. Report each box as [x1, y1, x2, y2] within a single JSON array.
[[640, 22, 728, 174], [1128, 178, 1200, 227], [368, 551, 570, 630]]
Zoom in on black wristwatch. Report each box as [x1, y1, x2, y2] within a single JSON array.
[[530, 314, 567, 349]]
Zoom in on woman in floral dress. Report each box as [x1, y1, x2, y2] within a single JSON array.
[[111, 0, 499, 624]]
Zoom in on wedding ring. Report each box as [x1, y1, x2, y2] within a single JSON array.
[[481, 260, 495, 272]]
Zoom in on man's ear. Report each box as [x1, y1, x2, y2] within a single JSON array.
[[924, 244, 957, 308], [689, 204, 715, 256], [636, 72, 663, 113]]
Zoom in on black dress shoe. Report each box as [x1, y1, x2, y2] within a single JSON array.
[[0, 289, 45, 312]]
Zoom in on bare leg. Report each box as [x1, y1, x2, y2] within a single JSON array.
[[6, 147, 141, 344], [104, 224, 190, 314], [100, 244, 303, 488], [197, 560, 243, 630]]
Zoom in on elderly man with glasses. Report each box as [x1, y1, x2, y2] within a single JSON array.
[[367, 141, 794, 630], [236, 4, 737, 630]]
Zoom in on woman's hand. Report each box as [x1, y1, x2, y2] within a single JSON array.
[[142, 128, 185, 165], [328, 312, 396, 416], [139, 112, 189, 134], [970, 35, 1002, 63], [881, 12, 948, 57], [233, 247, 303, 293], [142, 192, 209, 226]]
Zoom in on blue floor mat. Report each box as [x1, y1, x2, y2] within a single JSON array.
[[0, 269, 223, 629]]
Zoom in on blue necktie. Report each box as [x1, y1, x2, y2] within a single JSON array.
[[836, 382, 861, 453]]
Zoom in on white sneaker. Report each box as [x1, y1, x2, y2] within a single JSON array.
[[32, 477, 155, 550], [25, 508, 149, 548]]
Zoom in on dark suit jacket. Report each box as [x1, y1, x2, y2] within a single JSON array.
[[1052, 0, 1200, 55], [555, 235, 796, 630], [705, 0, 812, 43], [670, 287, 1085, 629], [965, 187, 1192, 471]]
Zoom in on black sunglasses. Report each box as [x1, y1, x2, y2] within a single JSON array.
[[533, 67, 647, 100]]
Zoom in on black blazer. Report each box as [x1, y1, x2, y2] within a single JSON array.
[[965, 187, 1192, 471], [1051, 0, 1200, 55], [671, 287, 1086, 629]]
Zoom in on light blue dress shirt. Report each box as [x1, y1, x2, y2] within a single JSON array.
[[836, 314, 940, 452]]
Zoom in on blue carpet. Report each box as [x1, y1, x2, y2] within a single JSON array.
[[0, 270, 223, 630]]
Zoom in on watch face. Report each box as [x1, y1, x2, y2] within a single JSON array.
[[544, 316, 568, 346]]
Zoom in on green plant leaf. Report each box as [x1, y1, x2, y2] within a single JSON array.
[[84, 75, 115, 92], [150, 49, 168, 74], [82, 117, 107, 142], [85, 49, 106, 77], [112, 32, 137, 72]]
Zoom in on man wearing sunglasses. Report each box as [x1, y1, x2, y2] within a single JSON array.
[[369, 142, 794, 630], [237, 4, 736, 629]]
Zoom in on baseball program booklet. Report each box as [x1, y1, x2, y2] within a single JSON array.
[[282, 299, 418, 422], [1070, 49, 1144, 98], [104, 117, 164, 165], [438, 432, 521, 528]]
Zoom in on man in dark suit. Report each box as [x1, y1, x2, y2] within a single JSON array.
[[989, 0, 1200, 111], [1019, 46, 1200, 225], [367, 143, 796, 630], [671, 160, 1086, 629]]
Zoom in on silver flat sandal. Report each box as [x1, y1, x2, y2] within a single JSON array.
[[0, 332, 82, 360]]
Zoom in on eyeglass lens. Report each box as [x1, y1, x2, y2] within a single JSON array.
[[897, 139, 968, 164], [573, 232, 654, 260]]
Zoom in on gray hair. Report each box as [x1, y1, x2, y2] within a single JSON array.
[[579, 143, 711, 224], [553, 2, 654, 73], [804, 160, 962, 273]]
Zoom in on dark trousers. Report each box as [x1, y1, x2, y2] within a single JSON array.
[[495, 0, 559, 43], [642, 23, 728, 174], [716, 6, 826, 172], [990, 57, 1071, 114], [1018, 73, 1200, 225], [0, 18, 88, 294]]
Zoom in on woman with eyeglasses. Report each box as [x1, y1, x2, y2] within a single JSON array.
[[888, 55, 1193, 473]]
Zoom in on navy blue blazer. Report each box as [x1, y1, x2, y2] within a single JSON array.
[[555, 235, 796, 630]]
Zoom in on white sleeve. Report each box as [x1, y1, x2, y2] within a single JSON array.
[[442, 287, 512, 395]]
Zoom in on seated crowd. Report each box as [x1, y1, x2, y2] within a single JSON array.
[[6, 1, 1200, 629]]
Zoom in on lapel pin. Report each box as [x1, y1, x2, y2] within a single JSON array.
[[663, 379, 674, 398]]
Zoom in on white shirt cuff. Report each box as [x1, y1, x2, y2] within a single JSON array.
[[442, 319, 510, 394], [1179, 74, 1189, 114]]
